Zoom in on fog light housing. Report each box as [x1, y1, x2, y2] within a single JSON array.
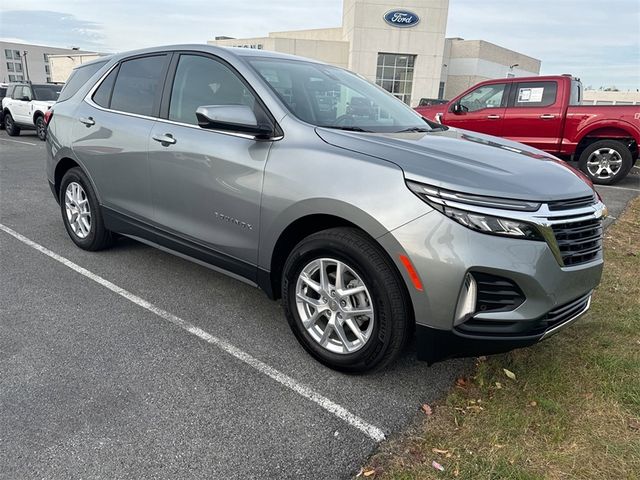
[[454, 273, 477, 326]]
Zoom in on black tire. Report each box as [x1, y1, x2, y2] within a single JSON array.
[[35, 115, 46, 141], [282, 227, 412, 373], [60, 167, 114, 251], [4, 112, 20, 136], [578, 139, 633, 185]]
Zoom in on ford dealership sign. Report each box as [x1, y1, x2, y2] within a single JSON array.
[[383, 10, 420, 28]]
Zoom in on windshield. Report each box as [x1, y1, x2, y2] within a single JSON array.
[[32, 84, 63, 101], [248, 58, 433, 133]]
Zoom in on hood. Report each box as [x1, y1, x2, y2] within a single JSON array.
[[315, 127, 593, 202]]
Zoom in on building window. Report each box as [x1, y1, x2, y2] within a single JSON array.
[[45, 64, 50, 74], [438, 82, 446, 100], [7, 62, 14, 72], [376, 53, 416, 105], [5, 49, 12, 59], [13, 50, 21, 59], [46, 76, 52, 83], [8, 74, 16, 82], [43, 53, 49, 63], [15, 62, 22, 73]]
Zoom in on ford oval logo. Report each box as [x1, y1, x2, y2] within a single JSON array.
[[384, 10, 420, 28]]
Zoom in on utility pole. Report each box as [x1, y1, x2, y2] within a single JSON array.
[[22, 50, 30, 82]]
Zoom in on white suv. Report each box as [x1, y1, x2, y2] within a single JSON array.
[[2, 83, 63, 140]]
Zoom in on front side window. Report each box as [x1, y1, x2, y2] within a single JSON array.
[[458, 84, 506, 112], [15, 86, 32, 100], [250, 57, 432, 133], [375, 53, 416, 105], [110, 55, 167, 117], [168, 54, 256, 125], [513, 81, 557, 108]]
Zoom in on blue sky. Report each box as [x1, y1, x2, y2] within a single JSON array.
[[1, 0, 638, 89]]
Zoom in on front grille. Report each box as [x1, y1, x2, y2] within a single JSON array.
[[473, 272, 525, 313], [552, 217, 603, 266], [547, 195, 596, 211]]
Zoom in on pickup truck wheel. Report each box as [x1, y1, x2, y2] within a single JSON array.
[[35, 116, 46, 141], [282, 227, 412, 373], [60, 167, 114, 251], [578, 140, 632, 185], [4, 113, 20, 136]]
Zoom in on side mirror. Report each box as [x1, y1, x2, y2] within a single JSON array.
[[452, 103, 468, 114], [21, 96, 31, 102], [195, 105, 274, 139]]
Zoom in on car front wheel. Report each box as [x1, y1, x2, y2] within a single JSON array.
[[36, 115, 46, 141], [282, 227, 412, 373]]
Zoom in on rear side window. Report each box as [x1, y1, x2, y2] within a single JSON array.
[[58, 60, 107, 103], [513, 81, 557, 108], [110, 55, 167, 117], [92, 67, 118, 108]]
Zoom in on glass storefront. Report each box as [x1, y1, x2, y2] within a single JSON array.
[[375, 53, 416, 105]]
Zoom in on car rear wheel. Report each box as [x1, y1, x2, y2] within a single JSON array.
[[578, 139, 632, 185], [282, 227, 412, 373], [36, 115, 46, 141], [4, 112, 20, 136], [60, 167, 114, 251]]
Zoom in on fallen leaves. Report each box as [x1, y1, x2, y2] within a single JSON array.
[[503, 368, 517, 380], [421, 404, 433, 416], [455, 377, 467, 388], [356, 467, 376, 477]]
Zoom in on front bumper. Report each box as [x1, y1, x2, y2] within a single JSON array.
[[377, 207, 603, 363]]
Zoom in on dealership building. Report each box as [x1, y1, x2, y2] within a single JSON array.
[[210, 0, 541, 106]]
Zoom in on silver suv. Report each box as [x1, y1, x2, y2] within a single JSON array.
[[46, 45, 606, 372]]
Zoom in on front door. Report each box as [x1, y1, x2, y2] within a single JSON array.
[[443, 83, 508, 137], [148, 53, 271, 266], [11, 86, 32, 123]]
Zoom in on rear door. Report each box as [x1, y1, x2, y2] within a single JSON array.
[[502, 80, 563, 152], [71, 54, 170, 221], [442, 82, 508, 136], [148, 52, 272, 268], [11, 86, 32, 123]]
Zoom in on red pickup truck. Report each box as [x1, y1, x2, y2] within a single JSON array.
[[415, 75, 639, 184]]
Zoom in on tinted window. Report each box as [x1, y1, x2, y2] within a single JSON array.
[[32, 84, 62, 101], [168, 54, 256, 125], [0, 87, 6, 97], [458, 84, 506, 112], [92, 67, 118, 108], [513, 81, 557, 108], [58, 60, 107, 102], [110, 55, 167, 117]]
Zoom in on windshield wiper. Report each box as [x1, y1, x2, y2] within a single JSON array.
[[395, 127, 436, 133], [319, 125, 373, 132]]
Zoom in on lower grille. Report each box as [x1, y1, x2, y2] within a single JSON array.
[[552, 218, 603, 266], [532, 292, 592, 335]]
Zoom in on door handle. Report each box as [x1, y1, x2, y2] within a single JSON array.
[[152, 133, 177, 146], [540, 114, 556, 119], [79, 117, 95, 127], [487, 114, 501, 119]]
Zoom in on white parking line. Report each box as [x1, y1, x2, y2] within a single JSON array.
[[0, 223, 386, 443], [0, 137, 39, 146], [596, 185, 640, 193]]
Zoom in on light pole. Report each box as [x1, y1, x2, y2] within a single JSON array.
[[507, 63, 519, 77], [21, 50, 30, 82]]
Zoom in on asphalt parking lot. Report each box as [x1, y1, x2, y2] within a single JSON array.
[[1, 130, 638, 479]]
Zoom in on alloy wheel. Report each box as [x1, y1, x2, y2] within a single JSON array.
[[295, 257, 374, 354], [65, 182, 91, 238], [586, 148, 623, 180]]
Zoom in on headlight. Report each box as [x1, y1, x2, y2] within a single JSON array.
[[407, 181, 544, 241]]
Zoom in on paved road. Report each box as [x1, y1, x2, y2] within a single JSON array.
[[1, 131, 638, 479]]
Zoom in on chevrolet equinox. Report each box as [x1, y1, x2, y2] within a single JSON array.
[[46, 46, 606, 372]]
